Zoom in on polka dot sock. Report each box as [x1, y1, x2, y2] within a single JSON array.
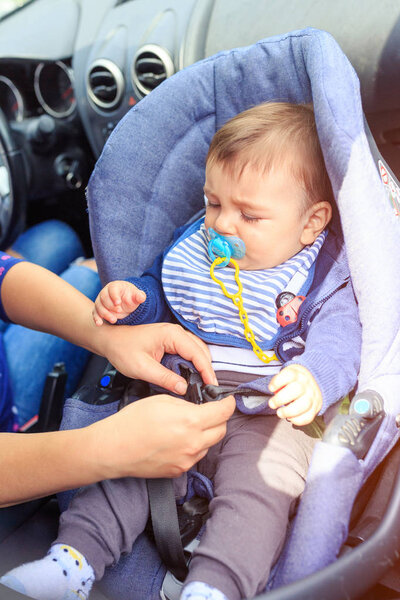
[[0, 543, 95, 600], [180, 581, 230, 600]]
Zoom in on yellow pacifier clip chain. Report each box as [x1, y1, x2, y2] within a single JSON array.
[[210, 256, 278, 364]]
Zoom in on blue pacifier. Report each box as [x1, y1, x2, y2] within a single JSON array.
[[207, 228, 246, 268]]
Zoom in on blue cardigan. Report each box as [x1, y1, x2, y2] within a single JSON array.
[[118, 219, 361, 415]]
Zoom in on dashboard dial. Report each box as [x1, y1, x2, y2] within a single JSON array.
[[0, 75, 24, 122], [34, 61, 76, 118]]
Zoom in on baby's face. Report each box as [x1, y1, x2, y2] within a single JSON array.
[[204, 161, 313, 270]]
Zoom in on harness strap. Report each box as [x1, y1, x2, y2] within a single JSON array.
[[181, 365, 272, 404], [146, 478, 188, 582]]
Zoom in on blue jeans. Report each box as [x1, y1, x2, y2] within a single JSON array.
[[2, 220, 101, 426]]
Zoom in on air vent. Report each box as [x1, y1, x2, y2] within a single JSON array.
[[131, 44, 175, 96], [87, 59, 124, 110]]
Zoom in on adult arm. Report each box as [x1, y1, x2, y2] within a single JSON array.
[[0, 394, 235, 507], [0, 260, 217, 392], [0, 247, 237, 506]]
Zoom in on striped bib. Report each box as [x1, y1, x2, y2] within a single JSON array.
[[162, 219, 326, 350]]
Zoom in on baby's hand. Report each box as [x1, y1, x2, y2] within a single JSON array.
[[93, 281, 146, 326], [268, 364, 322, 426]]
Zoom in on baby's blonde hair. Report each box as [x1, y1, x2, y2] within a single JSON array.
[[206, 102, 334, 212]]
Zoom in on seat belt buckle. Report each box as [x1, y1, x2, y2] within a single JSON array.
[[180, 365, 238, 404], [182, 367, 205, 404]]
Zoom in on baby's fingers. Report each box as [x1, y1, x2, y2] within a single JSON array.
[[107, 282, 125, 306], [92, 307, 104, 326], [93, 293, 119, 324], [275, 395, 311, 420], [93, 298, 118, 325], [99, 286, 121, 311], [269, 380, 303, 410], [286, 407, 319, 427], [269, 366, 297, 394], [121, 287, 146, 313]]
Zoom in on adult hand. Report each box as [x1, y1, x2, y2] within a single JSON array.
[[268, 364, 322, 426], [100, 322, 218, 395], [90, 394, 236, 478], [0, 393, 235, 506]]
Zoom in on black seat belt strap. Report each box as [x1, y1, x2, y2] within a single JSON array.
[[146, 478, 188, 582]]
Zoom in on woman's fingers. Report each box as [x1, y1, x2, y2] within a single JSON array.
[[162, 325, 218, 385]]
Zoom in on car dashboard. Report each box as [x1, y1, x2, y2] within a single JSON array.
[[0, 0, 399, 244]]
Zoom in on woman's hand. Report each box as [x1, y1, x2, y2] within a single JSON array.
[[0, 393, 235, 506], [90, 394, 236, 478], [100, 322, 218, 394]]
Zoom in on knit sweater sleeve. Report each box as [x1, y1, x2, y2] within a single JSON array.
[[115, 252, 171, 325], [115, 223, 190, 326], [285, 279, 361, 413]]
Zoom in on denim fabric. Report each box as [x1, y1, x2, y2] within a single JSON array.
[[2, 220, 101, 426], [0, 220, 84, 334], [10, 219, 85, 273], [59, 397, 166, 600], [4, 265, 100, 426]]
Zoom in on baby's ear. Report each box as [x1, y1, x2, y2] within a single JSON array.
[[300, 201, 332, 245]]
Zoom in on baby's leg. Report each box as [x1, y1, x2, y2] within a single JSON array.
[[56, 476, 151, 578], [183, 413, 317, 600], [0, 476, 151, 599]]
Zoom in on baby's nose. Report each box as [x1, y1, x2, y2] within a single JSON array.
[[214, 211, 236, 235]]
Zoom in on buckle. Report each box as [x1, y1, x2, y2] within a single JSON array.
[[179, 366, 236, 404]]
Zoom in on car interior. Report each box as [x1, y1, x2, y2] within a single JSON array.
[[1, 1, 400, 599]]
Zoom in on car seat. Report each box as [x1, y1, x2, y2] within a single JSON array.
[[3, 27, 400, 600], [85, 26, 400, 599]]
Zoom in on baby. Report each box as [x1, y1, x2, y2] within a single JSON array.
[[1, 102, 361, 600]]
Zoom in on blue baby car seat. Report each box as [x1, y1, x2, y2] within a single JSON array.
[[67, 27, 400, 599]]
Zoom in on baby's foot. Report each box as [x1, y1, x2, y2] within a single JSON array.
[[181, 581, 230, 600], [0, 543, 94, 600]]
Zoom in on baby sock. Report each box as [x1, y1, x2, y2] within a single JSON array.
[[180, 581, 230, 600], [0, 543, 95, 600]]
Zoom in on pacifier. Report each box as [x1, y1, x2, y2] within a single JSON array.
[[207, 228, 246, 268]]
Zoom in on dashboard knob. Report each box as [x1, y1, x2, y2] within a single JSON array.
[[54, 155, 83, 189], [28, 115, 56, 148]]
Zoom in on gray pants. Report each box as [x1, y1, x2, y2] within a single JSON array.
[[56, 412, 317, 600]]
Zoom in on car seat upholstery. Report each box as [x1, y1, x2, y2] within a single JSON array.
[[87, 27, 400, 590]]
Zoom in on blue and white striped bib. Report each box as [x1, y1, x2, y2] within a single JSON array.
[[162, 219, 326, 349]]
